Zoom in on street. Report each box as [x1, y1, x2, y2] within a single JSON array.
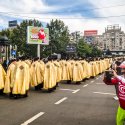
[[0, 74, 118, 125]]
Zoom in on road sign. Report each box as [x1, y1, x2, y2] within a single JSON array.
[[9, 20, 17, 27], [66, 45, 76, 53], [11, 50, 16, 56]]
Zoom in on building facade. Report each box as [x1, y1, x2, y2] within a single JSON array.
[[69, 31, 83, 43], [96, 25, 125, 51]]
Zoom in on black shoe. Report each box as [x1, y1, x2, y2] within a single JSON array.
[[67, 80, 71, 84], [76, 81, 81, 85], [0, 89, 4, 95]]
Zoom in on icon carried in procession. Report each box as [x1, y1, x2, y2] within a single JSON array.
[[27, 26, 49, 45]]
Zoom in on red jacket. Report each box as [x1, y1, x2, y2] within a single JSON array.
[[104, 76, 125, 110]]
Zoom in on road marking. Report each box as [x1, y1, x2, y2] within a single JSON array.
[[60, 89, 74, 92], [55, 97, 68, 105], [93, 92, 116, 96], [96, 83, 104, 85], [83, 84, 88, 87], [91, 81, 94, 83], [96, 77, 99, 80], [60, 88, 80, 93], [72, 89, 80, 93], [21, 112, 45, 125]]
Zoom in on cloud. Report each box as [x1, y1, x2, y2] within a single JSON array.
[[0, 0, 59, 30], [0, 0, 58, 12], [0, 0, 125, 35]]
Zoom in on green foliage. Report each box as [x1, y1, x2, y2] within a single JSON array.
[[46, 19, 70, 54], [77, 39, 102, 57], [0, 19, 42, 57], [77, 39, 92, 57], [0, 19, 70, 58], [91, 46, 103, 57], [0, 19, 102, 58]]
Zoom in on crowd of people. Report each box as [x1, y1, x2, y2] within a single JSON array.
[[0, 56, 112, 99]]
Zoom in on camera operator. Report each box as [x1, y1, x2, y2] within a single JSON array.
[[112, 59, 123, 100], [103, 61, 125, 125]]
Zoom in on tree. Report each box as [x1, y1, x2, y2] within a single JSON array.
[[77, 39, 103, 57], [77, 39, 92, 57], [46, 19, 70, 54], [0, 19, 42, 57], [90, 46, 103, 57]]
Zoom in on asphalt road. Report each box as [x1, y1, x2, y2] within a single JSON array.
[[0, 74, 118, 125]]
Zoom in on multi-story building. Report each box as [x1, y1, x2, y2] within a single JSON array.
[[69, 31, 83, 43], [96, 25, 125, 51]]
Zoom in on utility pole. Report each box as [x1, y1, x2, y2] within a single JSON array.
[[33, 20, 40, 58]]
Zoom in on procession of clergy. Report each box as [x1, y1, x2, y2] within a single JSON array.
[[0, 57, 112, 99]]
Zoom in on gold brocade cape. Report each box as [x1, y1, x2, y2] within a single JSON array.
[[0, 64, 6, 90], [72, 61, 84, 82], [12, 61, 30, 95], [53, 61, 62, 83], [4, 61, 30, 95], [43, 62, 56, 90], [3, 58, 112, 93], [30, 61, 44, 87], [60, 60, 72, 81], [4, 62, 17, 93]]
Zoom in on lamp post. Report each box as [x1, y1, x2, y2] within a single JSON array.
[[0, 36, 10, 62]]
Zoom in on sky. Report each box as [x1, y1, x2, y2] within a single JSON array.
[[0, 0, 125, 34]]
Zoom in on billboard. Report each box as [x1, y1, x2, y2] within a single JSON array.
[[27, 26, 49, 45], [9, 20, 17, 27], [84, 30, 98, 36]]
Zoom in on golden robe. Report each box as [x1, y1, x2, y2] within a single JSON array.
[[60, 60, 72, 81], [90, 62, 96, 77], [4, 61, 17, 93], [0, 64, 6, 90], [53, 61, 62, 83], [43, 62, 56, 90], [72, 61, 84, 82], [12, 61, 30, 95], [68, 60, 75, 81], [30, 61, 44, 87], [80, 60, 90, 79]]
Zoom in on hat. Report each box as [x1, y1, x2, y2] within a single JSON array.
[[119, 61, 125, 68]]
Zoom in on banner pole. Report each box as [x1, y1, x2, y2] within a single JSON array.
[[37, 44, 40, 58], [33, 20, 40, 58]]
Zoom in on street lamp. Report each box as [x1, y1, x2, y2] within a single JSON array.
[[0, 36, 10, 62]]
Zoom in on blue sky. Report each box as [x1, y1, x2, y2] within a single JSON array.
[[43, 0, 96, 17], [0, 0, 125, 34]]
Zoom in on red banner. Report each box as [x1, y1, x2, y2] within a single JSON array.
[[84, 30, 98, 36]]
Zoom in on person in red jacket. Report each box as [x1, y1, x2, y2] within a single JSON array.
[[104, 61, 125, 125]]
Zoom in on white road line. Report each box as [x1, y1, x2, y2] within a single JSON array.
[[21, 112, 45, 125], [93, 92, 116, 96], [91, 81, 94, 83], [55, 97, 68, 105], [83, 84, 88, 87], [72, 89, 80, 93], [60, 88, 80, 93], [60, 89, 74, 92], [96, 83, 104, 85], [96, 77, 99, 80]]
